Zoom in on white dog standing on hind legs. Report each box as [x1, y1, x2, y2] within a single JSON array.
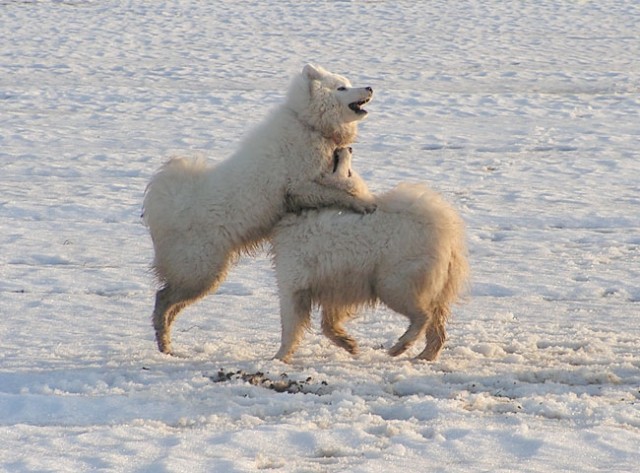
[[271, 146, 469, 363], [143, 65, 376, 355]]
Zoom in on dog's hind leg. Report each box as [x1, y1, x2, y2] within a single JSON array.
[[153, 257, 232, 354], [321, 306, 359, 355], [153, 284, 207, 354], [388, 309, 430, 358], [415, 306, 449, 361], [153, 286, 175, 354], [274, 289, 311, 363]]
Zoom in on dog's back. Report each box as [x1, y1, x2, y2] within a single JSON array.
[[274, 183, 467, 292]]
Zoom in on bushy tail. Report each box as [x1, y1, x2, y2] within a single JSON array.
[[380, 183, 470, 311], [439, 225, 469, 311], [142, 156, 209, 239], [421, 185, 469, 313]]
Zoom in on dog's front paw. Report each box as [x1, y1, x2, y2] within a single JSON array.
[[352, 199, 377, 214], [364, 202, 377, 214]]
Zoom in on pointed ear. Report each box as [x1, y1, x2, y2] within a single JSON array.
[[302, 63, 323, 81]]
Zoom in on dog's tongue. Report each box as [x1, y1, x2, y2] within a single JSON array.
[[349, 101, 368, 115]]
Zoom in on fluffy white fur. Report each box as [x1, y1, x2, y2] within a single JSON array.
[[143, 65, 375, 354], [271, 148, 469, 362]]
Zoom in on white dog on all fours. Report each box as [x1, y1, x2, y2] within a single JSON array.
[[271, 147, 469, 363], [142, 65, 376, 354]]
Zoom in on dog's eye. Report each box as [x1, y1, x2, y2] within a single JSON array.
[[337, 86, 347, 91]]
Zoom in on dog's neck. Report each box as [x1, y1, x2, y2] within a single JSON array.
[[329, 125, 357, 147], [289, 108, 357, 147]]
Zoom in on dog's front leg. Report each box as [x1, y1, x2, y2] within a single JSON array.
[[274, 289, 312, 363], [286, 180, 376, 214]]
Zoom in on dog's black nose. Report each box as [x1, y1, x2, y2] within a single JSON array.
[[366, 87, 373, 93]]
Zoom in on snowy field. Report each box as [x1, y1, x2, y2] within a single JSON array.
[[1, 1, 639, 471]]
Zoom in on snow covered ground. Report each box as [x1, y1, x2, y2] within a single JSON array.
[[1, 1, 639, 471]]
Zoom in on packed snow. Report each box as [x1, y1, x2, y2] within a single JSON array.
[[1, 1, 639, 471]]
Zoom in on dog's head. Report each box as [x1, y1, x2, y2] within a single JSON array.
[[287, 64, 373, 145], [332, 147, 353, 177], [303, 64, 373, 123]]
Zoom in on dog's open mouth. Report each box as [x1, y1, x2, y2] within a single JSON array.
[[349, 98, 370, 115]]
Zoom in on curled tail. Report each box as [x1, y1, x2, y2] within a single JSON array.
[[380, 182, 469, 310], [142, 156, 212, 284], [417, 183, 469, 312], [143, 156, 209, 237]]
